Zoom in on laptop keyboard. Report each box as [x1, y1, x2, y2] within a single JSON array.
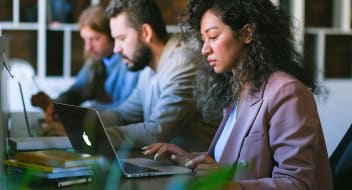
[[120, 161, 159, 173]]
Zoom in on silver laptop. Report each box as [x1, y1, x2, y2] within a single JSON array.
[[53, 102, 191, 178]]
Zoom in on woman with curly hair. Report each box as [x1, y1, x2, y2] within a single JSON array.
[[143, 0, 333, 189]]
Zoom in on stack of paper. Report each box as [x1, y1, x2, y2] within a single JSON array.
[[5, 159, 93, 179], [14, 149, 100, 168], [7, 136, 72, 152], [5, 150, 102, 187]]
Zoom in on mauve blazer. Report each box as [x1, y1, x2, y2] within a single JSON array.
[[208, 72, 333, 190]]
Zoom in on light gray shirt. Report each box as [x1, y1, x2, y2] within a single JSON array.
[[100, 35, 218, 151]]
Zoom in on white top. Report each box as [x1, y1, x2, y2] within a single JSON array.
[[214, 101, 238, 162]]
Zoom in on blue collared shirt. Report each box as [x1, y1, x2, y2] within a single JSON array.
[[65, 54, 139, 110], [101, 54, 140, 109]]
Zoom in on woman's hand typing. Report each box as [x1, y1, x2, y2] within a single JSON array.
[[142, 143, 220, 176]]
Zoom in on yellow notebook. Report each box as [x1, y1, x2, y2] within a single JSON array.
[[4, 159, 91, 173], [15, 150, 100, 168]]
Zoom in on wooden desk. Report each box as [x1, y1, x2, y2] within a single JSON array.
[[5, 172, 190, 190], [4, 150, 192, 190]]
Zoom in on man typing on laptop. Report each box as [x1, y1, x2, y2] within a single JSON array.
[[99, 0, 219, 152], [31, 5, 139, 136]]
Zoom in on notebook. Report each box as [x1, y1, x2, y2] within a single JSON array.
[[53, 102, 191, 178]]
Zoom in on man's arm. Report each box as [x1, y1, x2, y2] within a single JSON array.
[[103, 43, 201, 149]]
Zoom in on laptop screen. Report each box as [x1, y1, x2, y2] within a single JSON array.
[[54, 102, 117, 162]]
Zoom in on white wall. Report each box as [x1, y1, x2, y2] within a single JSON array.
[[7, 77, 74, 137], [315, 80, 352, 156], [7, 77, 74, 112]]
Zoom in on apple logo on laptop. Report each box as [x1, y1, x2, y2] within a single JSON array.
[[82, 131, 91, 146]]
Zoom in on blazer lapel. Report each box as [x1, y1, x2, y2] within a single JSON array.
[[216, 90, 264, 164]]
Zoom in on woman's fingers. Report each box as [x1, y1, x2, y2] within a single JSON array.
[[141, 143, 171, 159], [170, 154, 194, 166], [152, 143, 169, 160], [141, 143, 188, 161], [182, 153, 220, 175], [193, 162, 220, 175]]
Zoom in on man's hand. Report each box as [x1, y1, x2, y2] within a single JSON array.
[[31, 91, 52, 111], [42, 120, 66, 136], [31, 91, 65, 136]]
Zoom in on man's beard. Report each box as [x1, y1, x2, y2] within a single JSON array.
[[123, 42, 152, 72]]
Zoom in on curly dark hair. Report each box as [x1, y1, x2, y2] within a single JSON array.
[[184, 0, 320, 120], [105, 0, 168, 43]]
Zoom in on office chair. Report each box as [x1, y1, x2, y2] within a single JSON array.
[[330, 123, 352, 190]]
